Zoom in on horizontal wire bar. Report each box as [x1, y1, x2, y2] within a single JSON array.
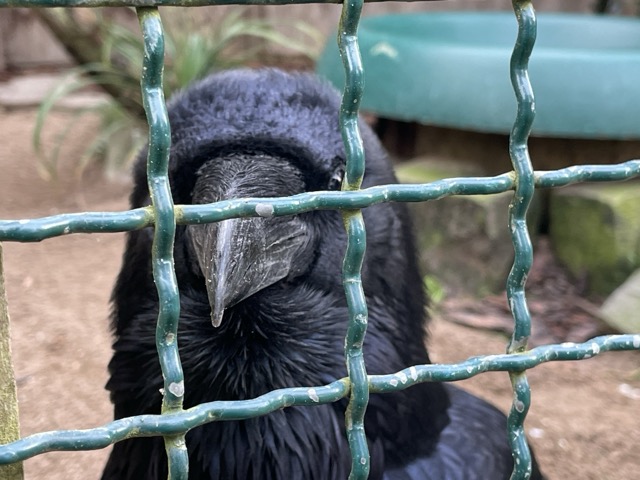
[[0, 209, 153, 242], [369, 334, 640, 392], [0, 380, 350, 464], [535, 160, 640, 187], [0, 0, 438, 6], [2, 160, 639, 242], [1, 334, 638, 465]]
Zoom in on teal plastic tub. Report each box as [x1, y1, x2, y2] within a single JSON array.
[[316, 12, 640, 139]]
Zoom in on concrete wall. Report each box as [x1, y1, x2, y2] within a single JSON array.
[[0, 9, 72, 70], [377, 122, 640, 173]]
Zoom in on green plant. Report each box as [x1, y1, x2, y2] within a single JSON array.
[[424, 274, 446, 313], [34, 8, 321, 178]]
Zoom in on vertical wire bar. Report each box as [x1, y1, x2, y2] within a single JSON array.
[[137, 8, 188, 480], [506, 1, 536, 479], [339, 0, 366, 190], [337, 0, 369, 478]]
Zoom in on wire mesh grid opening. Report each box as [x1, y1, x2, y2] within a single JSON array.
[[1, 1, 640, 479]]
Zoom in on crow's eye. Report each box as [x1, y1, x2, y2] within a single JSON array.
[[328, 167, 345, 191]]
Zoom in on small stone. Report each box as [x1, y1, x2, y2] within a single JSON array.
[[599, 268, 640, 333], [550, 182, 640, 295]]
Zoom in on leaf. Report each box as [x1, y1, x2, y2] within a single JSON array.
[[34, 7, 321, 176], [33, 69, 96, 153]]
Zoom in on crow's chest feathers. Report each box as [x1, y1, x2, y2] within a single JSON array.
[[185, 401, 352, 480], [179, 309, 354, 480], [178, 299, 346, 404]]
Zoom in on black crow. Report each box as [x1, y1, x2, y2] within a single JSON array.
[[103, 69, 543, 480]]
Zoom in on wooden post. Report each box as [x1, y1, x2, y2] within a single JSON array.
[[0, 244, 23, 480]]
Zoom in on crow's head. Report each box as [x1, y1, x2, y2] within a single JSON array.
[[121, 69, 420, 331], [185, 151, 344, 327]]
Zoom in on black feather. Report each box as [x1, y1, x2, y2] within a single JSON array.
[[103, 69, 544, 480]]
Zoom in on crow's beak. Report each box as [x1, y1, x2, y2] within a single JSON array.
[[186, 156, 308, 327]]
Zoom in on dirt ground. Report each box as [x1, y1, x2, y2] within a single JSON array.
[[1, 109, 639, 479]]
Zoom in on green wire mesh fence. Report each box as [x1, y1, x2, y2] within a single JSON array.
[[1, 1, 640, 479]]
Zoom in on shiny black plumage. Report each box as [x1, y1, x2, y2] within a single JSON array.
[[103, 69, 543, 480]]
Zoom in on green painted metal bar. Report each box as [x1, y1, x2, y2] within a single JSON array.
[[0, 209, 152, 242], [534, 161, 640, 186], [370, 335, 640, 390], [0, 0, 438, 6], [2, 160, 640, 242], [341, 215, 370, 480], [1, 334, 639, 465], [506, 1, 537, 479], [337, 0, 370, 476], [0, 380, 350, 464], [136, 7, 188, 480]]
